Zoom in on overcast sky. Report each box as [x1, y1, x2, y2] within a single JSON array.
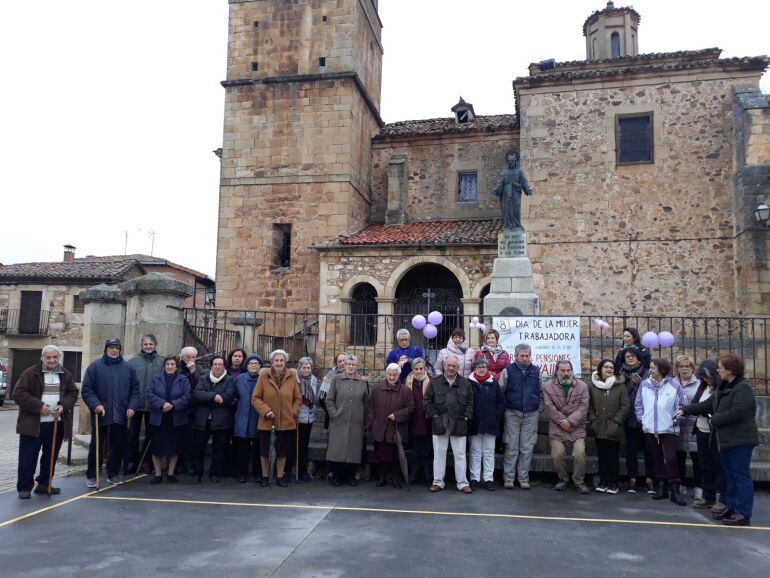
[[1, 1, 768, 278]]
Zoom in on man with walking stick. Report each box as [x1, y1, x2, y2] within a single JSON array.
[[13, 345, 79, 499], [82, 338, 139, 487]]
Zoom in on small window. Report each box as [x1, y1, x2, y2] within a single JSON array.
[[272, 224, 292, 268], [254, 21, 259, 28], [611, 32, 621, 58], [251, 62, 259, 72], [322, 15, 328, 22], [457, 172, 477, 203], [616, 113, 654, 165], [63, 351, 82, 382], [72, 295, 85, 314], [318, 57, 326, 67]]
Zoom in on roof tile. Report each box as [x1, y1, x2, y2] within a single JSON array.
[[331, 219, 502, 247], [375, 114, 518, 139]]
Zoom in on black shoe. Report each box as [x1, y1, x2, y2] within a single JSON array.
[[192, 476, 202, 485], [167, 475, 178, 484], [392, 477, 402, 489], [238, 475, 247, 484], [254, 476, 262, 484], [330, 476, 341, 487], [669, 480, 686, 506], [18, 490, 31, 499], [150, 476, 163, 485], [651, 479, 669, 500], [277, 477, 289, 488], [260, 478, 269, 488], [469, 480, 481, 490], [187, 467, 197, 476], [484, 481, 495, 491]]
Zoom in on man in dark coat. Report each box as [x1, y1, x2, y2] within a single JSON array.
[[126, 334, 164, 473], [424, 355, 474, 493], [82, 338, 139, 486], [13, 345, 79, 498]]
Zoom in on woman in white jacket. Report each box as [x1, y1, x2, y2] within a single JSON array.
[[434, 329, 475, 378], [634, 357, 689, 506]]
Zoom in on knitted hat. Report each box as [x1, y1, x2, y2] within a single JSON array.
[[245, 354, 264, 366], [104, 338, 122, 352]]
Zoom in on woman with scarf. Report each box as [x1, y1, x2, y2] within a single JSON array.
[[191, 355, 236, 484], [468, 358, 505, 491], [405, 358, 433, 485], [251, 350, 301, 488], [672, 356, 701, 497], [634, 358, 689, 506], [613, 327, 651, 373], [283, 357, 318, 482], [224, 348, 247, 477], [435, 328, 475, 378], [473, 329, 510, 381], [146, 356, 191, 484], [233, 354, 263, 483], [619, 346, 653, 493], [366, 363, 414, 488], [588, 358, 630, 494]]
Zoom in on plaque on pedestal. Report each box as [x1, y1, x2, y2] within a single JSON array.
[[498, 230, 527, 257]]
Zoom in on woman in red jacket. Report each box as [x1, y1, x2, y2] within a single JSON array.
[[473, 329, 511, 381]]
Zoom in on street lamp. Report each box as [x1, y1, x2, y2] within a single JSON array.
[[754, 203, 770, 225]]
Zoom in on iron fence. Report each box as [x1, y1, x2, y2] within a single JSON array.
[[182, 308, 770, 394]]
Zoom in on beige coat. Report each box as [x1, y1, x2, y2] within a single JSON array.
[[325, 374, 369, 463], [251, 368, 301, 431]]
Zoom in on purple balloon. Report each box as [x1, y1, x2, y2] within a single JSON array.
[[411, 315, 427, 330], [658, 331, 675, 348], [427, 311, 443, 326], [641, 331, 659, 349], [423, 324, 438, 339]]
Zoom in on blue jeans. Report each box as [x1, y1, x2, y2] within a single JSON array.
[[720, 444, 755, 519]]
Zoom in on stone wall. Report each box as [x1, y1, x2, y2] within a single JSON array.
[[517, 71, 766, 315], [370, 131, 519, 222]]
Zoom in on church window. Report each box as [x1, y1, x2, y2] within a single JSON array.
[[272, 224, 292, 268], [616, 113, 653, 165], [318, 57, 326, 67], [457, 172, 477, 203], [610, 32, 621, 58], [349, 283, 378, 346], [251, 62, 259, 72]]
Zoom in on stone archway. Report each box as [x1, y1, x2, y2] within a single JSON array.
[[384, 255, 471, 299]]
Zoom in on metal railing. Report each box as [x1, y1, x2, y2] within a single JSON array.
[[182, 308, 770, 394], [0, 309, 50, 336]]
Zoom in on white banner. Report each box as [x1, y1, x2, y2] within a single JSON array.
[[492, 316, 582, 377]]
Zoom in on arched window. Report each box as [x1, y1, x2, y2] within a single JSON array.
[[349, 283, 377, 346], [591, 37, 597, 60], [610, 32, 621, 58]]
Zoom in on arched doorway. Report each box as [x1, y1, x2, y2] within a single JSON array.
[[394, 263, 463, 353], [349, 283, 378, 346]]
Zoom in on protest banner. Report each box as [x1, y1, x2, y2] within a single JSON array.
[[493, 316, 581, 377]]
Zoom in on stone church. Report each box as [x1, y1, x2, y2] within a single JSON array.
[[214, 1, 769, 331]]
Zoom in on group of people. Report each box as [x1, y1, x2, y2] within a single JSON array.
[[13, 326, 760, 526]]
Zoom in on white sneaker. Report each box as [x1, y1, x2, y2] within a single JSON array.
[[86, 478, 97, 489], [606, 487, 619, 495], [107, 476, 124, 485], [504, 479, 515, 489], [519, 481, 531, 490], [595, 485, 607, 493], [693, 487, 703, 500]]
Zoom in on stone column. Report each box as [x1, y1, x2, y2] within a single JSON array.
[[120, 273, 193, 359], [484, 230, 540, 316], [78, 284, 126, 434], [461, 297, 482, 348]]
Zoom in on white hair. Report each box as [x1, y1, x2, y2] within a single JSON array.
[[41, 345, 62, 358], [344, 354, 358, 364], [396, 329, 410, 340], [444, 354, 461, 365], [269, 349, 289, 363], [298, 356, 313, 367], [386, 363, 400, 373], [180, 346, 198, 357]]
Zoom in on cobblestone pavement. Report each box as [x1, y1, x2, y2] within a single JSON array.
[[0, 405, 85, 495]]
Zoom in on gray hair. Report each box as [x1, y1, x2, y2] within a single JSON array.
[[140, 333, 157, 345], [411, 357, 426, 369], [41, 345, 62, 358], [514, 343, 531, 355], [555, 359, 573, 371], [344, 354, 358, 364], [269, 349, 289, 363], [180, 346, 198, 357], [386, 362, 400, 374], [298, 356, 313, 368], [444, 354, 461, 365], [396, 328, 410, 340]]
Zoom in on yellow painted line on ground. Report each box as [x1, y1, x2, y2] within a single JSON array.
[[83, 494, 770, 532], [0, 474, 147, 528]]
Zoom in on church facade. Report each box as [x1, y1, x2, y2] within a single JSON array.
[[214, 1, 770, 328]]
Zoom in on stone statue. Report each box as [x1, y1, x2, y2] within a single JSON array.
[[492, 151, 533, 230]]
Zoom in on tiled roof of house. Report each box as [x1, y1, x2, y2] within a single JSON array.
[[79, 254, 213, 283], [320, 219, 502, 248], [375, 114, 518, 139], [540, 48, 723, 72]]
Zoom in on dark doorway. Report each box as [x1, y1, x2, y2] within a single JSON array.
[[394, 264, 463, 355], [19, 291, 42, 334], [10, 348, 42, 389], [349, 283, 378, 346]]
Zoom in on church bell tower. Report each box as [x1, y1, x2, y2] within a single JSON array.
[[583, 1, 640, 60]]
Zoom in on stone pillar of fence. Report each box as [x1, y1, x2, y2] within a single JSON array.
[[121, 273, 193, 360], [376, 296, 395, 347], [77, 283, 127, 434], [232, 313, 261, 356], [461, 297, 482, 348]]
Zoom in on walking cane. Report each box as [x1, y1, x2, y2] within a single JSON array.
[[131, 439, 152, 480], [95, 411, 100, 490], [48, 411, 59, 494], [295, 420, 300, 483]]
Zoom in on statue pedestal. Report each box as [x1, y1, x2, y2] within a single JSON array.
[[483, 230, 540, 316]]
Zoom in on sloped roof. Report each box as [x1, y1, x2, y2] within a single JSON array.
[[375, 114, 518, 140], [318, 219, 502, 248], [79, 254, 213, 284], [582, 3, 641, 36]]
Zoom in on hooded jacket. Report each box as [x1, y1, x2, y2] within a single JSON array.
[[435, 338, 475, 378], [82, 355, 140, 426], [634, 376, 687, 435]]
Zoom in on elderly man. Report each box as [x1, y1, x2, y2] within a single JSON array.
[[543, 360, 590, 493], [424, 355, 474, 493], [82, 338, 140, 486], [13, 345, 79, 498], [499, 343, 541, 489], [386, 329, 425, 382], [179, 346, 206, 475], [126, 334, 164, 474]]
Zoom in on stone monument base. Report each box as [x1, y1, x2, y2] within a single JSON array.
[[483, 229, 540, 316]]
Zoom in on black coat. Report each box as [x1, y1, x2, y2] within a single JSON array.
[[469, 374, 505, 436], [81, 356, 140, 426], [191, 373, 236, 431], [424, 374, 474, 437]]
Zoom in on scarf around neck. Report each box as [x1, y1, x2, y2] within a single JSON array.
[[209, 371, 226, 384], [591, 371, 616, 391], [299, 373, 315, 403]]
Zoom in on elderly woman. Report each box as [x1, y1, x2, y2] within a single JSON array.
[[251, 350, 301, 488], [233, 354, 263, 483], [405, 358, 433, 485], [619, 346, 653, 493], [435, 328, 475, 378], [634, 358, 688, 506], [386, 329, 425, 382], [326, 354, 369, 486], [588, 358, 630, 494], [614, 327, 651, 373], [468, 357, 505, 491], [473, 329, 510, 381], [672, 356, 701, 497], [677, 354, 758, 526], [283, 357, 319, 482], [146, 356, 191, 484], [191, 355, 235, 484], [179, 345, 206, 476], [366, 363, 415, 488]]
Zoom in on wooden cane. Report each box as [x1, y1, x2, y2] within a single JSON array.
[[48, 412, 59, 494], [295, 420, 300, 483], [95, 411, 100, 490]]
